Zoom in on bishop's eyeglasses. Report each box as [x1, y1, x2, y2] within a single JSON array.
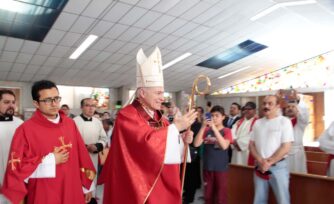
[[38, 96, 62, 104]]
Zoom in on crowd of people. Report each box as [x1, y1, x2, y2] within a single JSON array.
[[0, 47, 334, 204]]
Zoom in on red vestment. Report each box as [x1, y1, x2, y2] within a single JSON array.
[[2, 110, 95, 204], [99, 99, 181, 204]]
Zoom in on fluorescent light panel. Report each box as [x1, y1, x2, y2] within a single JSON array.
[[69, 35, 98, 59], [250, 0, 317, 21], [218, 66, 252, 79], [162, 52, 192, 70]]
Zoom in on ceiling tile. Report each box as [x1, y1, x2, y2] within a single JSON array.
[[80, 50, 100, 61], [43, 57, 62, 67], [131, 30, 155, 43], [65, 69, 80, 76], [90, 21, 114, 36], [160, 18, 187, 34], [185, 25, 210, 40], [59, 32, 82, 47], [105, 53, 124, 63], [105, 24, 129, 39], [119, 0, 140, 4], [52, 12, 78, 31], [96, 63, 113, 72], [180, 1, 212, 21], [118, 43, 139, 54], [133, 10, 162, 28], [0, 72, 9, 80], [4, 38, 24, 52], [51, 46, 71, 58], [192, 5, 222, 24], [43, 29, 66, 44], [117, 27, 143, 41], [147, 15, 176, 31], [20, 73, 34, 82], [16, 53, 33, 64], [177, 41, 198, 52], [167, 38, 189, 50], [167, 0, 200, 17], [158, 35, 178, 48], [119, 7, 148, 26], [172, 21, 199, 36], [70, 16, 96, 33], [58, 59, 75, 68], [20, 41, 40, 54], [29, 55, 47, 66], [82, 0, 114, 18], [24, 65, 40, 74], [93, 52, 112, 62], [7, 72, 22, 81], [137, 0, 160, 9], [37, 66, 55, 75], [71, 60, 89, 69], [152, 0, 181, 13], [0, 62, 12, 71], [32, 74, 49, 81], [0, 36, 7, 50], [35, 44, 56, 56], [83, 61, 100, 70], [103, 2, 133, 22], [63, 0, 91, 14], [11, 63, 26, 72], [143, 32, 168, 46], [0, 51, 17, 62], [104, 41, 126, 53], [51, 68, 68, 76], [90, 38, 113, 51]]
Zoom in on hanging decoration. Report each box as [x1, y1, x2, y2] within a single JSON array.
[[213, 51, 334, 95]]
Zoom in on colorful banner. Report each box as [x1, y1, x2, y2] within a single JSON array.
[[213, 51, 334, 95]]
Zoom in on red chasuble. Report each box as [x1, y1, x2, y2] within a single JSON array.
[[2, 110, 95, 204], [99, 99, 181, 204]]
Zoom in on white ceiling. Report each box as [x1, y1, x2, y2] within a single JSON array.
[[0, 0, 334, 93]]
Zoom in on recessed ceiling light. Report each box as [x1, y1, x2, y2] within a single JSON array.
[[162, 52, 192, 70], [69, 35, 98, 60], [250, 0, 317, 21], [218, 66, 252, 79]]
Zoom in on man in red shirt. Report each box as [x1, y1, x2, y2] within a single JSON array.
[[2, 80, 95, 204]]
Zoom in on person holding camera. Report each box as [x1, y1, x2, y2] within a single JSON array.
[[194, 105, 232, 204]]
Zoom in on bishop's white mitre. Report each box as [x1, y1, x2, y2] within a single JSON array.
[[136, 47, 164, 88]]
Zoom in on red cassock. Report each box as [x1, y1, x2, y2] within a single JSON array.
[[98, 99, 181, 204], [1, 110, 95, 204]]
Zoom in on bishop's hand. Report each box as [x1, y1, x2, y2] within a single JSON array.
[[182, 130, 194, 144], [53, 148, 69, 164], [173, 109, 197, 132]]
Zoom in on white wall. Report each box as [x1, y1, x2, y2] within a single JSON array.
[[324, 89, 334, 128]]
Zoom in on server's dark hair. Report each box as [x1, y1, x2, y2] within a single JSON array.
[[0, 89, 15, 101], [31, 80, 58, 101]]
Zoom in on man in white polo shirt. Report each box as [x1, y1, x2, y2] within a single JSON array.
[[249, 95, 294, 204]]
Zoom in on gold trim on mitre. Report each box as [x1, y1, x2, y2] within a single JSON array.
[[80, 168, 96, 181], [136, 47, 163, 88]]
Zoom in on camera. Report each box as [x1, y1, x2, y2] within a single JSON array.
[[205, 112, 211, 120]]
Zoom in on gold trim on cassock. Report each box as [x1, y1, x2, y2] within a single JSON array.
[[81, 168, 96, 181], [143, 120, 167, 203]]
